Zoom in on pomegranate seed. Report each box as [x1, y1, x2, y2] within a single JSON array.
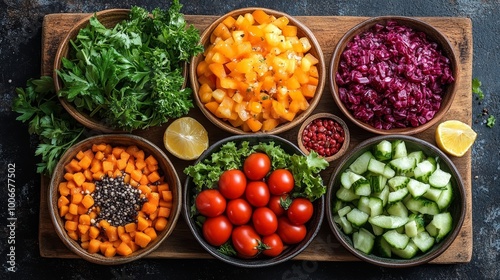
[[301, 117, 345, 157]]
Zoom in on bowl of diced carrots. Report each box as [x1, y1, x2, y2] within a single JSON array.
[[48, 134, 182, 265], [190, 7, 326, 134]]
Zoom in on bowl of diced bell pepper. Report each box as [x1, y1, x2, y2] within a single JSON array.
[[190, 7, 326, 134]]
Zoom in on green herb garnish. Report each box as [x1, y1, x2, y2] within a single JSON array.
[[472, 78, 484, 100], [56, 1, 203, 131], [487, 115, 496, 128], [12, 76, 85, 176]]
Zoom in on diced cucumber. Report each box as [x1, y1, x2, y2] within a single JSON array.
[[404, 213, 425, 237], [408, 150, 425, 164], [413, 159, 436, 183], [349, 151, 374, 175], [374, 140, 393, 161], [383, 229, 410, 250], [389, 157, 417, 174], [368, 158, 387, 176], [388, 176, 410, 191], [369, 215, 409, 229], [373, 185, 390, 207], [368, 197, 384, 217], [337, 205, 352, 217], [368, 174, 387, 193], [391, 240, 419, 259], [429, 168, 452, 189], [375, 236, 392, 257], [407, 178, 430, 197], [388, 187, 409, 204], [436, 182, 453, 210], [347, 208, 370, 227], [405, 197, 440, 215], [422, 187, 443, 202], [387, 201, 408, 218], [336, 186, 360, 202], [372, 224, 384, 236], [340, 170, 365, 189], [357, 196, 371, 215], [353, 179, 371, 196], [412, 231, 435, 253], [426, 212, 453, 242], [383, 165, 396, 178], [336, 215, 353, 234], [391, 140, 408, 159], [353, 228, 375, 254], [332, 199, 345, 213]]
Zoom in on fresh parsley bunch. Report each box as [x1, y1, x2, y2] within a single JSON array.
[[57, 0, 203, 131], [12, 76, 85, 176]]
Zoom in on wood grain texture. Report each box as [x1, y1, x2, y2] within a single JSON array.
[[39, 14, 473, 263]]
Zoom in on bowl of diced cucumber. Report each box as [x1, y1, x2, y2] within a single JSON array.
[[326, 135, 466, 267]]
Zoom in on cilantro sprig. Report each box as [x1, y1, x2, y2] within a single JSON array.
[[184, 141, 329, 207], [12, 76, 85, 176], [56, 1, 203, 131]]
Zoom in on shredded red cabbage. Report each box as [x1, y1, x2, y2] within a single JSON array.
[[336, 20, 454, 130]]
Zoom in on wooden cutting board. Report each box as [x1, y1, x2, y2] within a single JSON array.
[[38, 13, 473, 263]]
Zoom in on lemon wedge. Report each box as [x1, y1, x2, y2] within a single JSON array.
[[163, 117, 209, 160], [435, 120, 477, 157]]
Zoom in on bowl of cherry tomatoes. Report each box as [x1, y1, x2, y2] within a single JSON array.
[[183, 134, 327, 267]]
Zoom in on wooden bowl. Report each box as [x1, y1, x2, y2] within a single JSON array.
[[53, 9, 188, 133], [326, 135, 466, 267], [329, 16, 459, 135], [190, 7, 326, 134], [184, 134, 325, 267], [297, 113, 350, 162], [48, 134, 182, 265]]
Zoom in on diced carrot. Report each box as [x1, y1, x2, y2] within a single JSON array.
[[83, 169, 93, 181], [141, 202, 157, 215], [106, 226, 118, 242], [102, 161, 114, 174], [130, 169, 143, 183], [58, 196, 70, 208], [59, 205, 69, 217], [78, 224, 90, 234], [64, 212, 74, 221], [104, 246, 116, 257], [77, 204, 87, 215], [63, 172, 74, 182], [80, 241, 90, 250], [76, 150, 85, 160], [65, 220, 78, 232], [104, 144, 112, 155], [116, 158, 127, 171], [159, 200, 173, 208], [154, 217, 168, 231], [67, 231, 78, 241], [89, 226, 100, 239], [119, 232, 132, 243], [124, 222, 137, 233], [65, 159, 82, 173], [58, 182, 70, 196], [94, 151, 104, 160], [157, 207, 171, 218], [143, 227, 157, 241], [147, 171, 160, 184], [66, 180, 76, 189], [134, 149, 145, 160], [139, 174, 150, 185], [72, 172, 86, 187], [71, 192, 83, 204], [78, 155, 92, 169], [92, 171, 105, 181], [112, 146, 125, 158], [88, 239, 102, 254], [82, 182, 95, 193], [81, 195, 94, 209], [144, 155, 158, 166], [99, 220, 111, 229], [68, 203, 78, 215], [161, 190, 173, 202], [79, 214, 91, 225], [92, 143, 107, 152], [137, 216, 149, 232], [80, 232, 90, 242], [157, 183, 169, 193], [134, 231, 152, 248], [99, 241, 113, 255], [135, 159, 147, 170]]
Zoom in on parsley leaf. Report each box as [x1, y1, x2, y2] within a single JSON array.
[[56, 1, 203, 131], [12, 76, 86, 176], [487, 115, 496, 128], [472, 78, 484, 100]]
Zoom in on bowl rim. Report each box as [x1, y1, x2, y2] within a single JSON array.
[[48, 134, 183, 265], [328, 16, 460, 135], [325, 134, 466, 267], [189, 7, 326, 135], [297, 112, 351, 162], [52, 8, 188, 133], [183, 134, 325, 268]]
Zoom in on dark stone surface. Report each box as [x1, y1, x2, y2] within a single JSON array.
[[1, 0, 499, 279]]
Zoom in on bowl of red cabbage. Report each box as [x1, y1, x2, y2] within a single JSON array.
[[326, 135, 466, 267], [329, 16, 459, 135]]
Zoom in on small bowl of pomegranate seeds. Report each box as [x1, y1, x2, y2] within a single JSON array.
[[297, 113, 350, 162], [330, 16, 459, 135]]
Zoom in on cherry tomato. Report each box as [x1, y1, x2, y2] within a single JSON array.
[[232, 225, 262, 258], [252, 207, 278, 236], [218, 169, 247, 199], [287, 198, 314, 225], [243, 152, 271, 180], [277, 216, 307, 244], [245, 181, 270, 207], [195, 189, 226, 217], [202, 215, 233, 246], [262, 233, 284, 257], [267, 194, 289, 217], [267, 169, 294, 195], [226, 198, 253, 225]]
